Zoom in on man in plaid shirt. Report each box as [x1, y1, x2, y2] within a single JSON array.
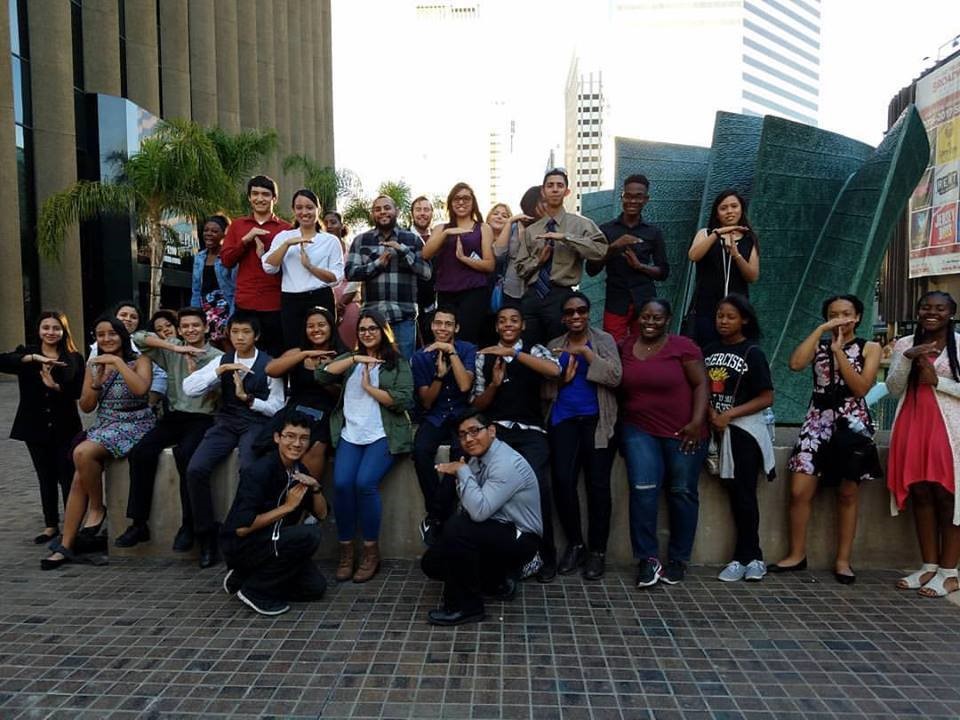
[[345, 195, 431, 358]]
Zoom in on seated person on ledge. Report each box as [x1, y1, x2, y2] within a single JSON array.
[[220, 411, 329, 617], [422, 409, 542, 627]]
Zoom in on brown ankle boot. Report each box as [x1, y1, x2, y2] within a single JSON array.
[[352, 542, 380, 583], [336, 542, 355, 582]]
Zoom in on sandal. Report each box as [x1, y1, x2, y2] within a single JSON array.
[[918, 568, 960, 598], [897, 563, 938, 590]]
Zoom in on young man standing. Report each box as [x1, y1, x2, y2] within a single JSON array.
[[219, 175, 291, 357], [423, 410, 542, 626], [410, 195, 437, 345], [116, 308, 223, 550], [345, 195, 432, 358], [514, 168, 607, 345], [473, 303, 561, 581], [410, 307, 477, 545], [587, 174, 669, 343], [183, 314, 285, 568], [220, 412, 328, 617]]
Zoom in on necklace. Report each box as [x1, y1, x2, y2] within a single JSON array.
[[634, 335, 666, 360]]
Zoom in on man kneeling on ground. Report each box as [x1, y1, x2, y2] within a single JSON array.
[[422, 409, 542, 626], [221, 411, 328, 616]]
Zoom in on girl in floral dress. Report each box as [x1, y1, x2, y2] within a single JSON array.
[[771, 295, 881, 584], [41, 316, 155, 570], [887, 291, 960, 598]]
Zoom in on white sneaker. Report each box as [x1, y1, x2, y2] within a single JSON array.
[[718, 561, 746, 582], [744, 559, 767, 582]]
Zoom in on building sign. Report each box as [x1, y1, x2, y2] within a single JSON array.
[[911, 53, 960, 277]]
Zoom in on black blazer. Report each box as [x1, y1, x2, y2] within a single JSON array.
[[0, 346, 84, 444]]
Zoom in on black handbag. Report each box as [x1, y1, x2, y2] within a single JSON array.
[[819, 343, 882, 486]]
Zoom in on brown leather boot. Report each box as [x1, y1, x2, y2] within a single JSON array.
[[335, 542, 355, 582], [352, 542, 380, 583]]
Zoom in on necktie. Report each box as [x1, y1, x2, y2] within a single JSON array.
[[531, 218, 558, 299]]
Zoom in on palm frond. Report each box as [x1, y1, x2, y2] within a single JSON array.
[[37, 181, 139, 260], [342, 196, 372, 229]]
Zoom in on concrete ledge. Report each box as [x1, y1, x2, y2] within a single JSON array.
[[105, 435, 919, 570]]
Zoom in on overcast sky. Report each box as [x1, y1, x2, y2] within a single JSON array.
[[330, 0, 960, 213]]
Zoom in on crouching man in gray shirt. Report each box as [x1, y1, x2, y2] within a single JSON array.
[[422, 409, 542, 626]]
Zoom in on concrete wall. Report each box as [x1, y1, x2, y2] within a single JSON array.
[[105, 436, 919, 571]]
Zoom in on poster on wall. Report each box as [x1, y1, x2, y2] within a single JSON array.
[[911, 53, 960, 278]]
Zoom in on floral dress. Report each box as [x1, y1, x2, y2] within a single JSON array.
[[787, 338, 879, 484], [85, 361, 156, 458]]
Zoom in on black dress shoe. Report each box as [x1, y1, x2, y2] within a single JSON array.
[[198, 533, 221, 569], [114, 524, 150, 548], [537, 559, 557, 584], [483, 578, 517, 601], [767, 558, 807, 573], [172, 525, 195, 552], [558, 544, 586, 575], [834, 569, 856, 585], [583, 552, 605, 581], [78, 513, 105, 538], [428, 607, 486, 626]]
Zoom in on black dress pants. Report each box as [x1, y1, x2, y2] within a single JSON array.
[[436, 286, 489, 346], [520, 285, 569, 347], [421, 514, 539, 613], [726, 426, 763, 564], [549, 415, 614, 553], [280, 287, 336, 353], [412, 417, 461, 524], [224, 524, 326, 602], [237, 307, 284, 359], [493, 424, 554, 563], [26, 440, 73, 527], [126, 412, 214, 527]]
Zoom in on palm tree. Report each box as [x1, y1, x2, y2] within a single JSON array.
[[281, 154, 361, 213], [38, 119, 275, 314], [340, 179, 416, 231], [206, 127, 278, 216]]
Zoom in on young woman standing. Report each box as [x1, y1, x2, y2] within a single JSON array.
[[887, 291, 960, 598], [191, 215, 236, 347], [0, 311, 84, 543], [771, 295, 881, 584]]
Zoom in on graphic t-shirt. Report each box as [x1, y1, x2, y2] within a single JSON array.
[[702, 339, 772, 412]]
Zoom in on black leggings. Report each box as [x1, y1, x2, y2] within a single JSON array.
[[27, 440, 73, 527], [725, 426, 763, 564]]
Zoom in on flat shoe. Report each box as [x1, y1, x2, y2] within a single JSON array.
[[768, 558, 807, 573], [834, 570, 856, 585], [33, 530, 58, 545], [79, 513, 105, 537]]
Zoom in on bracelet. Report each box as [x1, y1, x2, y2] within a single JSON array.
[[449, 351, 458, 357]]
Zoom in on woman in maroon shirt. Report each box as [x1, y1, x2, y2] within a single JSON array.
[[619, 298, 709, 588]]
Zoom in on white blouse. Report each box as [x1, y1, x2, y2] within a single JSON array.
[[261, 228, 345, 293]]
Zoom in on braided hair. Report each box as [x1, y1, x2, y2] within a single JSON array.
[[911, 291, 959, 385]]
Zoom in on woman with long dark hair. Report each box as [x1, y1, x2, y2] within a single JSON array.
[[686, 190, 760, 347], [0, 311, 84, 543], [771, 295, 881, 583], [887, 291, 960, 598], [316, 309, 413, 584], [263, 189, 343, 352], [703, 294, 775, 582], [41, 316, 154, 570], [191, 215, 236, 346], [265, 306, 345, 479], [421, 182, 494, 344]]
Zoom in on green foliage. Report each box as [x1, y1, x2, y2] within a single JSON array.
[[339, 179, 417, 232], [281, 154, 360, 213], [207, 126, 278, 215]]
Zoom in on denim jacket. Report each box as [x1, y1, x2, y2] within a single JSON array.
[[191, 250, 237, 313]]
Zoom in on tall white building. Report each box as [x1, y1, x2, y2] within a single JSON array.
[[564, 60, 606, 212]]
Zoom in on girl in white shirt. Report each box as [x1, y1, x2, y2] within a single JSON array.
[[262, 189, 344, 352]]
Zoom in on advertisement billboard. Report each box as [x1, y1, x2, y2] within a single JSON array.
[[910, 54, 960, 277]]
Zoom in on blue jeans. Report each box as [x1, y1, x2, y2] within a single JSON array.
[[620, 424, 707, 563], [332, 437, 395, 542], [391, 318, 416, 359]]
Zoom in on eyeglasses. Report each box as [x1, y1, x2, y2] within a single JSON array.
[[358, 326, 381, 335], [452, 194, 473, 204], [457, 425, 488, 441], [280, 433, 310, 445], [562, 306, 590, 317]]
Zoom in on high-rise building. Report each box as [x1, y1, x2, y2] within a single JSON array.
[[0, 0, 335, 345], [564, 59, 605, 212]]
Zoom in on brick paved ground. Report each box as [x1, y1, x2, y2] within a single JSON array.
[[1, 383, 959, 719]]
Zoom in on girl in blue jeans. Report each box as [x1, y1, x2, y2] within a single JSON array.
[[317, 310, 413, 583], [618, 299, 709, 588]]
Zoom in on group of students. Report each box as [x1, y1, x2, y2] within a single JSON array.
[[6, 168, 960, 622]]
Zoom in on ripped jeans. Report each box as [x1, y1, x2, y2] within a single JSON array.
[[620, 424, 707, 563]]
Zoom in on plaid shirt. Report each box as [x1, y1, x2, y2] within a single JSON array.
[[345, 227, 432, 323]]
